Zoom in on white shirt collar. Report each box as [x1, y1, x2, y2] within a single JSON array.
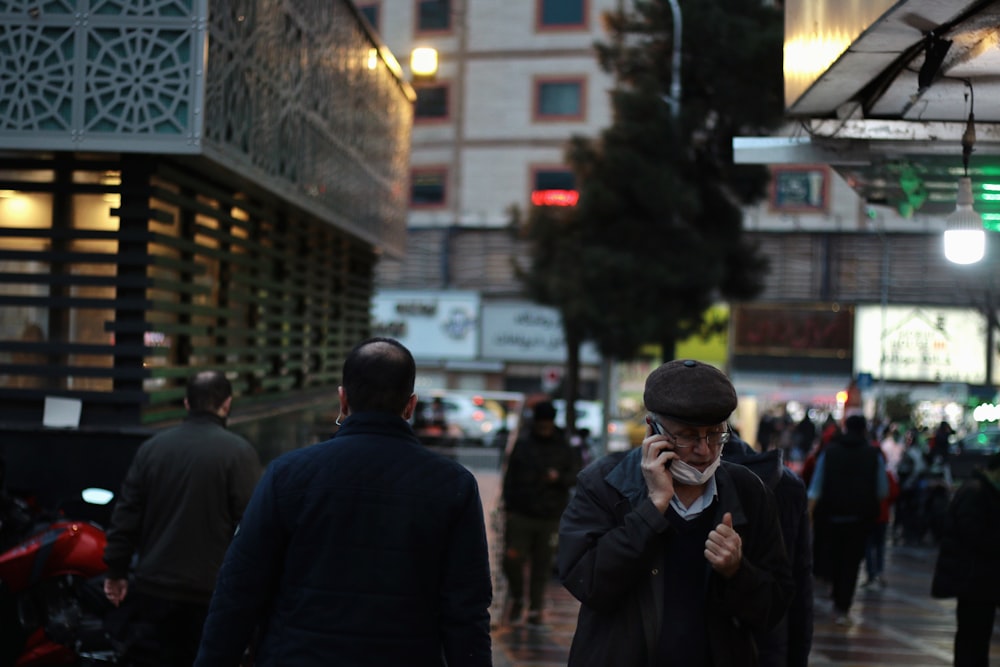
[[669, 474, 718, 519]]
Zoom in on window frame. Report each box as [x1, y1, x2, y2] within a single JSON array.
[[409, 167, 449, 209], [533, 76, 587, 122], [529, 165, 578, 207], [413, 82, 452, 123], [536, 0, 589, 32], [414, 0, 453, 35], [357, 2, 381, 33]]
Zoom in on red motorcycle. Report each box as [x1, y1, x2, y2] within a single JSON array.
[[0, 471, 117, 666]]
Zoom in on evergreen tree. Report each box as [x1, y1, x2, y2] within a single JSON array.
[[518, 0, 783, 433]]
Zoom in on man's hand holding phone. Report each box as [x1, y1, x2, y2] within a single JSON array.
[[641, 415, 675, 512]]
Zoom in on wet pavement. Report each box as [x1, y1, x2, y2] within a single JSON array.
[[471, 468, 1000, 667]]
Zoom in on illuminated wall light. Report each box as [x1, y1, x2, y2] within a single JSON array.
[[367, 48, 378, 71], [979, 193, 1000, 201], [980, 183, 1000, 192], [410, 47, 438, 79], [380, 47, 402, 77]]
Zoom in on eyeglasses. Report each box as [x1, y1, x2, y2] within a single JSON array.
[[650, 419, 730, 449]]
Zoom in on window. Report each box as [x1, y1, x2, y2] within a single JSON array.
[[538, 0, 586, 29], [531, 168, 578, 206], [535, 78, 585, 120], [533, 169, 575, 191], [417, 0, 451, 32], [414, 84, 450, 121], [410, 169, 447, 207], [358, 3, 380, 32]]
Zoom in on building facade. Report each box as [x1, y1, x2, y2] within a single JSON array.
[[0, 0, 412, 507], [366, 0, 617, 394], [370, 0, 1000, 443]]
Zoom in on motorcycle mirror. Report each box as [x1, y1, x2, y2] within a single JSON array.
[[81, 488, 114, 505]]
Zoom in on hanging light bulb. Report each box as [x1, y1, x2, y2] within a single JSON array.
[[943, 176, 985, 264]]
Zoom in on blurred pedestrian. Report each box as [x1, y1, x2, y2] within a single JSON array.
[[863, 452, 899, 589], [930, 420, 955, 465], [558, 359, 793, 666], [807, 414, 888, 626], [880, 424, 904, 475], [103, 370, 261, 666], [195, 338, 493, 666], [791, 414, 816, 461], [502, 399, 578, 624], [723, 436, 813, 667], [931, 452, 1000, 667]]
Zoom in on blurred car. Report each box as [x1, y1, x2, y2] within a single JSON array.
[[949, 426, 1000, 480], [413, 390, 521, 447]]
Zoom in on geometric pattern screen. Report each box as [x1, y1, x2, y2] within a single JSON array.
[[0, 0, 203, 150], [0, 0, 413, 256]]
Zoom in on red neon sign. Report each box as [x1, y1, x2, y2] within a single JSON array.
[[531, 189, 579, 207]]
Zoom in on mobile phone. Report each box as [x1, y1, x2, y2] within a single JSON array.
[[646, 415, 671, 468]]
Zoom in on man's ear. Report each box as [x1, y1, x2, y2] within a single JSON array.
[[218, 396, 233, 417], [403, 393, 418, 420], [338, 386, 349, 418]]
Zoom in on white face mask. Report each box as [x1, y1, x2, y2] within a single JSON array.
[[669, 451, 722, 486]]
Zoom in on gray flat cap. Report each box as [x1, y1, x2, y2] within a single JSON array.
[[643, 359, 737, 426]]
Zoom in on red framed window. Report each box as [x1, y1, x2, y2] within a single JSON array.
[[358, 2, 380, 32], [410, 168, 448, 207], [416, 0, 452, 34], [414, 83, 451, 122], [530, 167, 578, 207], [533, 77, 586, 121], [537, 0, 588, 31]]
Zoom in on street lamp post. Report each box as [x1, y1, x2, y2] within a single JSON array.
[[662, 0, 682, 118]]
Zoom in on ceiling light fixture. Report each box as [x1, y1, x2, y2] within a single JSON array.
[[944, 81, 985, 265]]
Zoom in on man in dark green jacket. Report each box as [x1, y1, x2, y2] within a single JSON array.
[[502, 400, 578, 624], [103, 370, 261, 666], [558, 360, 793, 666]]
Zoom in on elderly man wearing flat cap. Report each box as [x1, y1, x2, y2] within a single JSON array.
[[557, 359, 794, 667]]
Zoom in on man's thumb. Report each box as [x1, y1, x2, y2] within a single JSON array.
[[722, 512, 733, 528]]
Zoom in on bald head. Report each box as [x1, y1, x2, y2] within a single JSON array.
[[185, 370, 232, 414], [341, 337, 416, 414]]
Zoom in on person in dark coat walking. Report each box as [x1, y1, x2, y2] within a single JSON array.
[[194, 338, 493, 667], [723, 436, 813, 667], [102, 370, 261, 667], [557, 360, 793, 667], [931, 452, 1000, 667], [501, 399, 578, 624], [807, 414, 888, 626]]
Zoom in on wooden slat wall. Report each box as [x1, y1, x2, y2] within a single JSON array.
[[0, 154, 372, 428]]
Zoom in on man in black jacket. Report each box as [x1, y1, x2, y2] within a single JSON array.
[[806, 414, 887, 626], [103, 370, 261, 666], [195, 338, 493, 666], [557, 359, 793, 667], [502, 399, 578, 624], [724, 436, 813, 667], [931, 451, 1000, 666]]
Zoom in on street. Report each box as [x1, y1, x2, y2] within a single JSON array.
[[472, 468, 1000, 667]]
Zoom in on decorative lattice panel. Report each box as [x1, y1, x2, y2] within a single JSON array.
[[202, 0, 413, 256], [0, 0, 205, 151]]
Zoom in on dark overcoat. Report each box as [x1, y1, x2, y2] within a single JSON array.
[[557, 449, 794, 667], [931, 467, 1000, 602], [194, 412, 493, 667]]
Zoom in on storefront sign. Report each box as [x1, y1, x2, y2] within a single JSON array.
[[372, 290, 479, 360], [854, 305, 987, 383], [480, 302, 600, 364]]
